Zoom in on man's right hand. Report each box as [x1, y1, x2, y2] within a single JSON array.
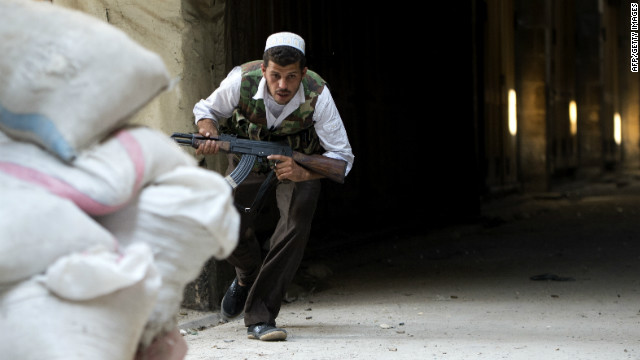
[[196, 118, 221, 155]]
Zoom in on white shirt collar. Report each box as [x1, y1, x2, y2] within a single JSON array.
[[253, 77, 306, 128]]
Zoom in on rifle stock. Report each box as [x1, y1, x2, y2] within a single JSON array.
[[291, 152, 346, 184]]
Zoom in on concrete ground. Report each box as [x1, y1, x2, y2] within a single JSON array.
[[177, 172, 640, 360]]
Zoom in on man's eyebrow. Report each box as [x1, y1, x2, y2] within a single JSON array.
[[268, 69, 300, 76]]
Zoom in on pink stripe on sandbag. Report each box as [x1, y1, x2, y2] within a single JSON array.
[[114, 130, 146, 192], [0, 129, 146, 216]]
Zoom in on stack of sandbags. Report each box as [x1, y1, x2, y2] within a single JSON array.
[[0, 1, 239, 359]]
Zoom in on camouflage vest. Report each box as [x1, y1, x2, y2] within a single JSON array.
[[219, 60, 326, 172]]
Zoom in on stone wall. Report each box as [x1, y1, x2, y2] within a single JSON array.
[[53, 0, 227, 139]]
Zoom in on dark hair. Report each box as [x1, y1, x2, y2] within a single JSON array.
[[263, 46, 306, 70]]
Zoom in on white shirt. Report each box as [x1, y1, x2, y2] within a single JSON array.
[[193, 65, 354, 175]]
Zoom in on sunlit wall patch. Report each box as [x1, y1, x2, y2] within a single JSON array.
[[614, 112, 622, 145], [569, 100, 577, 136], [508, 89, 517, 136]]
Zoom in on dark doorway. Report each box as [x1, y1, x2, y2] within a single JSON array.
[[226, 2, 481, 245]]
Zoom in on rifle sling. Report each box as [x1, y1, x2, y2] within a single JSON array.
[[225, 154, 277, 214], [237, 170, 277, 214]]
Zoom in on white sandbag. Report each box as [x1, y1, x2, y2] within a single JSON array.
[[0, 0, 170, 162], [44, 243, 155, 301], [0, 177, 117, 284], [0, 126, 196, 216], [0, 244, 161, 360], [97, 166, 239, 347]]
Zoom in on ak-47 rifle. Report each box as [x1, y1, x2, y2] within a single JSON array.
[[171, 132, 347, 188]]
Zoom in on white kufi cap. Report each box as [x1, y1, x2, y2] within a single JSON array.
[[264, 32, 305, 55]]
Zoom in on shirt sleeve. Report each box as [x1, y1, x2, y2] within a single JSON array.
[[193, 66, 243, 126], [313, 87, 355, 176]]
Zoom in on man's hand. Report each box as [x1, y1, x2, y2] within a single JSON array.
[[196, 118, 220, 155], [268, 154, 324, 182]]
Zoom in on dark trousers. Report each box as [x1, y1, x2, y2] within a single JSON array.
[[225, 171, 321, 326]]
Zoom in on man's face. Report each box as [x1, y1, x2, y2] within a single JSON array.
[[261, 61, 307, 105]]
